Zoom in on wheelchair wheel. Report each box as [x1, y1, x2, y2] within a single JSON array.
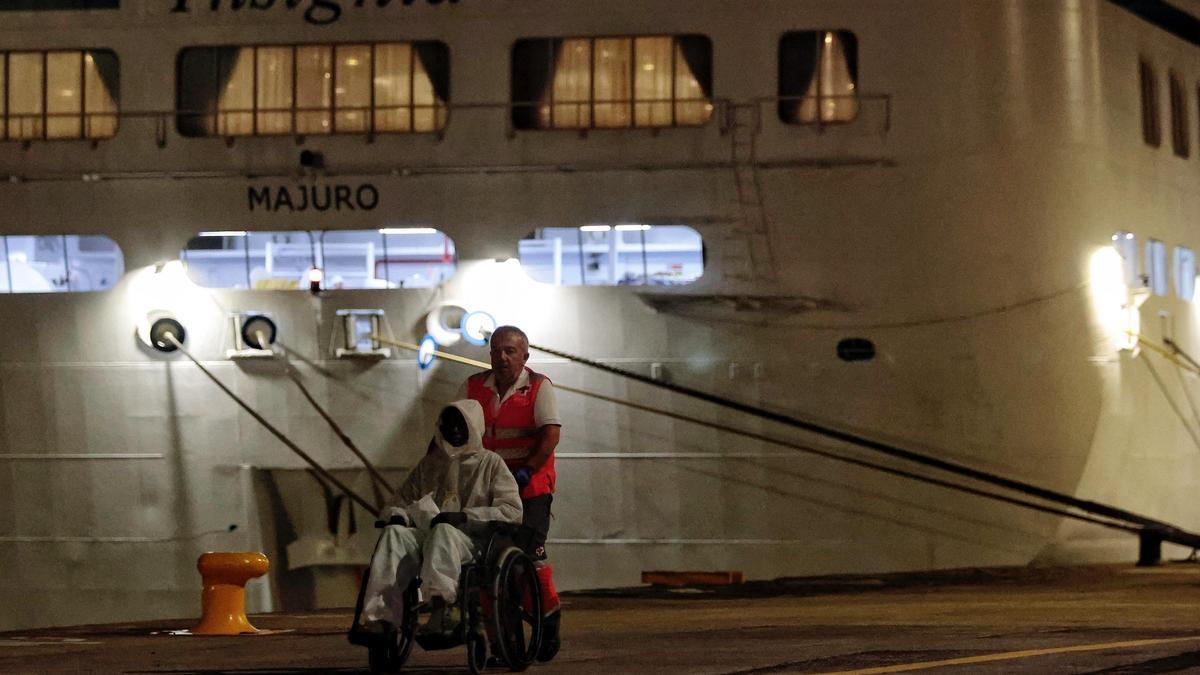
[[491, 546, 543, 672], [466, 627, 487, 675], [367, 582, 418, 674]]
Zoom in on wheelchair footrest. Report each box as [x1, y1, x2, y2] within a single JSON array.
[[414, 626, 467, 651]]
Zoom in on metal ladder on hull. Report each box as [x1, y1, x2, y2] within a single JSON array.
[[722, 101, 777, 284]]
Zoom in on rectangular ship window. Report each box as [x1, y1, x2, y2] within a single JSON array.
[[182, 229, 456, 290], [0, 235, 123, 293], [518, 225, 703, 286], [1146, 239, 1167, 296], [511, 35, 713, 130], [1175, 246, 1195, 300], [0, 1, 118, 9], [1169, 69, 1188, 157], [779, 30, 859, 125], [177, 42, 449, 137], [1, 50, 118, 141], [1140, 59, 1161, 148]]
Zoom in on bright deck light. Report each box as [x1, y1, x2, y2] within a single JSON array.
[[1089, 246, 1137, 352], [379, 227, 438, 235]]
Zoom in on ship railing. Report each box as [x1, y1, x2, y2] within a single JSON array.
[[0, 94, 892, 149], [715, 94, 891, 137]]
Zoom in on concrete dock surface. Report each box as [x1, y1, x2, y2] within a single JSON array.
[[4, 563, 1200, 674]]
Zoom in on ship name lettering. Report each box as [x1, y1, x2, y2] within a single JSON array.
[[171, 0, 466, 26], [247, 184, 380, 213]]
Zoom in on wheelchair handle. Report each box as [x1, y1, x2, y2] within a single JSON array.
[[374, 515, 408, 529]]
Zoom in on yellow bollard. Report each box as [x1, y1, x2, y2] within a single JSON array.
[[192, 552, 270, 635]]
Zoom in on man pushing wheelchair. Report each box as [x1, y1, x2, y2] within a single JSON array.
[[350, 399, 544, 673]]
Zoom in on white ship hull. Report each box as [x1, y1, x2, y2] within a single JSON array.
[[1, 0, 1197, 630]]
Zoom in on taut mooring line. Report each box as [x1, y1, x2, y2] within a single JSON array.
[[165, 333, 378, 516], [371, 334, 1138, 536], [523, 339, 1200, 546], [286, 367, 396, 496]]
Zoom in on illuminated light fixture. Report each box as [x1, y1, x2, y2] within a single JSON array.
[[615, 224, 651, 232], [579, 225, 612, 232], [346, 58, 360, 66], [307, 266, 323, 294], [417, 333, 438, 370], [426, 301, 467, 346], [154, 259, 186, 277], [461, 310, 497, 347], [1088, 246, 1139, 352], [379, 227, 438, 235], [198, 231, 248, 237]]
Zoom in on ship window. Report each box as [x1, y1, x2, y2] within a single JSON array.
[[1176, 246, 1195, 297], [1140, 59, 1161, 148], [181, 228, 456, 290], [1146, 238, 1168, 296], [779, 30, 859, 125], [511, 35, 713, 130], [517, 224, 703, 286], [0, 1, 119, 9], [177, 42, 449, 137], [1112, 231, 1139, 287], [1, 50, 118, 141], [1169, 69, 1188, 157], [1175, 246, 1195, 301], [0, 234, 123, 293]]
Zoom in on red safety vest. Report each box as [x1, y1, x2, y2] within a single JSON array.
[[466, 368, 555, 499]]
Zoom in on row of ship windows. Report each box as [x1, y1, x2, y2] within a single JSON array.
[[1139, 59, 1200, 158], [0, 31, 859, 141], [1112, 231, 1196, 300], [0, 225, 704, 293]]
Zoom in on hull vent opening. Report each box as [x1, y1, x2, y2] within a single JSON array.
[[837, 338, 875, 362]]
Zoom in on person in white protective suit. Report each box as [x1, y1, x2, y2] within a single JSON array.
[[359, 399, 522, 635]]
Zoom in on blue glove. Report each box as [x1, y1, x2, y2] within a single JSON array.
[[512, 467, 533, 490]]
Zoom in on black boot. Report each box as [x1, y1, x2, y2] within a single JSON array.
[[537, 609, 561, 662]]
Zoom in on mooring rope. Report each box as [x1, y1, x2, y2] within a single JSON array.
[[286, 367, 396, 496], [165, 332, 378, 516], [371, 334, 1139, 536]]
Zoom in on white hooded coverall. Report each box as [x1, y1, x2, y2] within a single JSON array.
[[361, 399, 522, 625]]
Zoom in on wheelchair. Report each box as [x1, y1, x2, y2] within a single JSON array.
[[348, 521, 544, 674]]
